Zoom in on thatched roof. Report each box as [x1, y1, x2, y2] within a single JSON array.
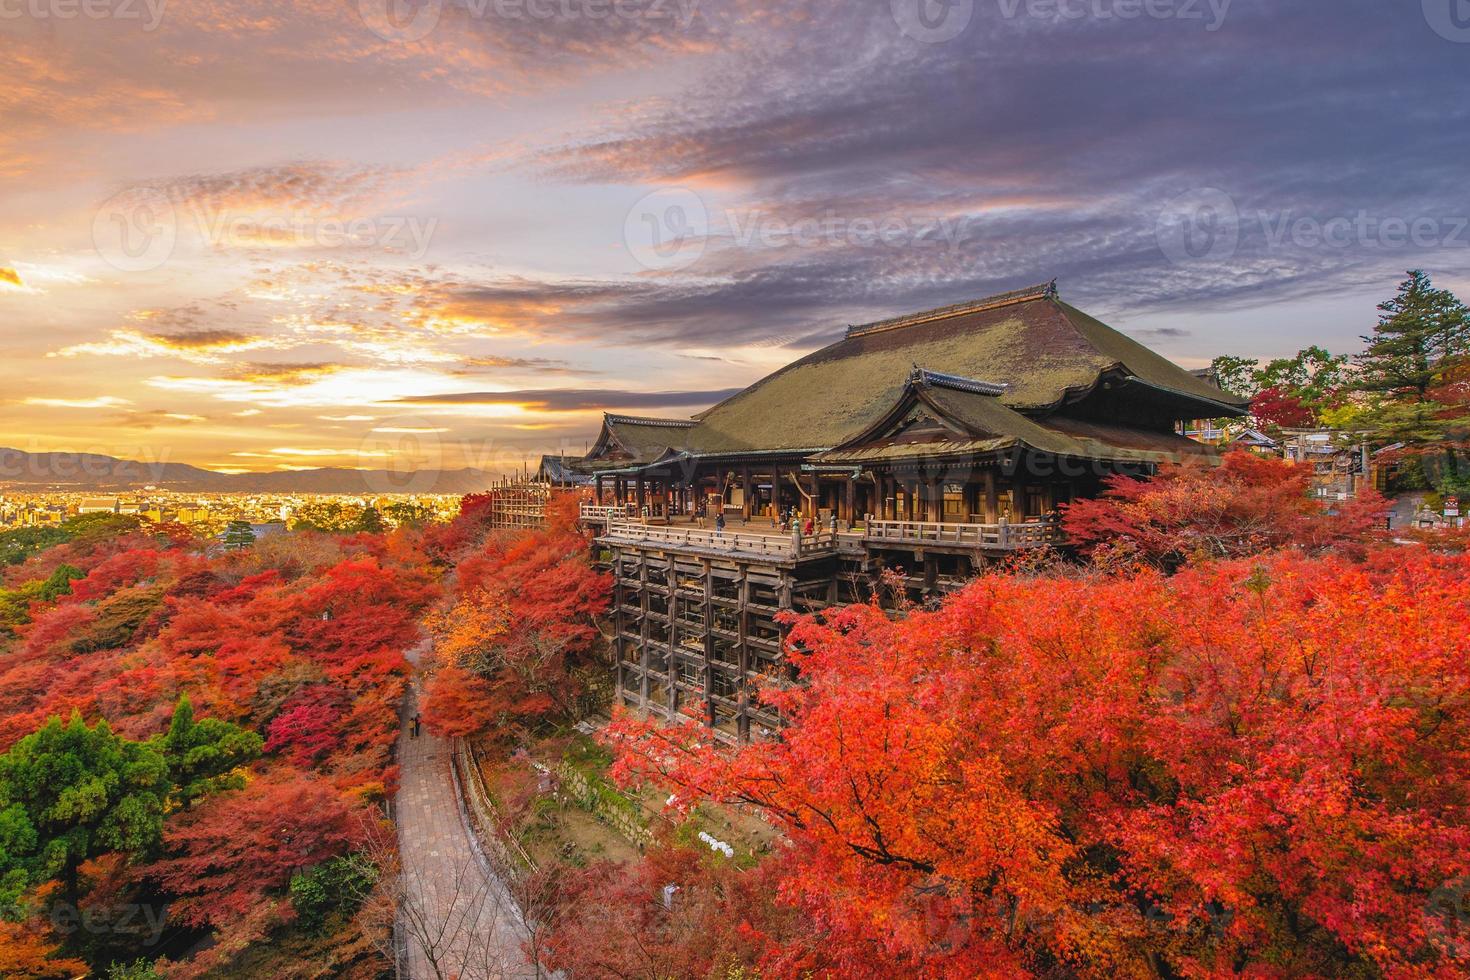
[[582, 283, 1245, 464]]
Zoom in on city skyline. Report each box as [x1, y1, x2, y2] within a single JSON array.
[[3, 0, 1468, 473]]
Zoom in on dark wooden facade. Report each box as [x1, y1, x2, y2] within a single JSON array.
[[569, 283, 1246, 740]]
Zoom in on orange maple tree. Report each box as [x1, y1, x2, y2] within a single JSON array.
[[607, 547, 1470, 978], [421, 519, 609, 740]]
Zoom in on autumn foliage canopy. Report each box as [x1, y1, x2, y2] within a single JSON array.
[[609, 545, 1470, 978], [421, 499, 610, 741], [0, 522, 439, 976], [1062, 450, 1387, 569]]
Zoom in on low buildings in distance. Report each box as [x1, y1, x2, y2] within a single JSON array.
[[0, 490, 464, 534]]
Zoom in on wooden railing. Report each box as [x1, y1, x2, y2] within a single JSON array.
[[597, 515, 1056, 555], [579, 503, 634, 524], [452, 737, 537, 873], [864, 517, 1056, 550], [599, 519, 838, 559]]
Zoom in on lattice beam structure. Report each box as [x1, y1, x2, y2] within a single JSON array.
[[484, 481, 554, 531]]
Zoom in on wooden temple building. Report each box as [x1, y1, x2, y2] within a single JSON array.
[[567, 282, 1247, 741]]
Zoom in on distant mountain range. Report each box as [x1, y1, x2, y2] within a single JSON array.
[[0, 447, 502, 494]]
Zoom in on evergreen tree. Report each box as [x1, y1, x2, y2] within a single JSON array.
[[221, 520, 256, 550], [1357, 270, 1470, 402], [1255, 345, 1349, 408], [353, 506, 384, 534], [156, 694, 262, 811], [0, 713, 168, 905], [1208, 354, 1260, 398]]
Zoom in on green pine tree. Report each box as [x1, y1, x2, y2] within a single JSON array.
[[0, 713, 169, 906], [221, 520, 257, 550], [156, 694, 262, 811], [1208, 354, 1260, 398], [1356, 270, 1470, 402]]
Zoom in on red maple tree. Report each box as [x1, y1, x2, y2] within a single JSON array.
[[148, 773, 370, 929], [1062, 450, 1385, 569], [607, 547, 1470, 977]]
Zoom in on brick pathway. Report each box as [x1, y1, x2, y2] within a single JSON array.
[[395, 640, 535, 979]]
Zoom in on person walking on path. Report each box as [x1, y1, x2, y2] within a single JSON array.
[[411, 713, 421, 738]]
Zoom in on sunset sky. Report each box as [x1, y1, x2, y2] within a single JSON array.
[[2, 0, 1467, 476]]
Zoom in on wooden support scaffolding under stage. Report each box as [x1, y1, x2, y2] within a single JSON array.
[[484, 480, 554, 531]]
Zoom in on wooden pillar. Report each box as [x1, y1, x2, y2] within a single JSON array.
[[635, 476, 647, 513], [740, 466, 753, 521], [737, 567, 751, 742], [665, 555, 678, 714], [638, 552, 652, 708], [984, 469, 998, 523], [703, 560, 716, 729], [613, 551, 626, 704], [843, 475, 856, 526]]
